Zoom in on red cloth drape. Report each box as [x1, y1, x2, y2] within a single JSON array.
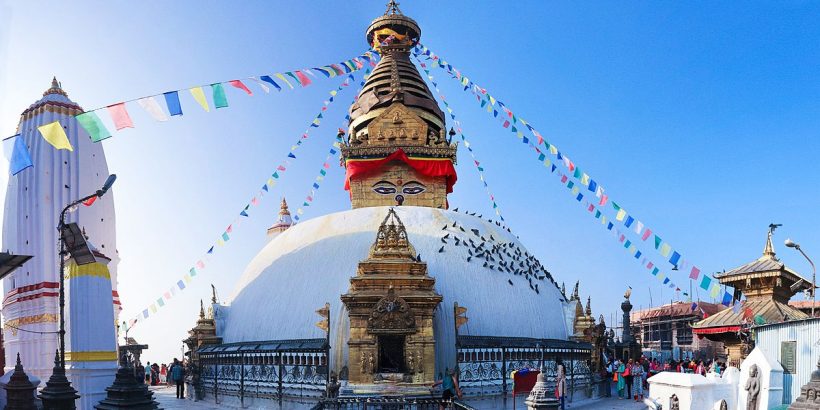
[[344, 149, 457, 193]]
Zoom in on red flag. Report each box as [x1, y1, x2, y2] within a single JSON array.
[[689, 266, 701, 280], [642, 228, 652, 241], [82, 196, 97, 206], [599, 194, 608, 206], [228, 80, 253, 95], [295, 71, 312, 86], [502, 120, 510, 128]]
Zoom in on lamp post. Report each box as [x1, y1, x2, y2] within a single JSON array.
[[785, 238, 816, 317], [40, 174, 116, 410]]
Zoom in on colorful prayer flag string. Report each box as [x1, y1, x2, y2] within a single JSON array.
[[412, 55, 506, 222], [416, 44, 733, 306], [123, 73, 363, 332]]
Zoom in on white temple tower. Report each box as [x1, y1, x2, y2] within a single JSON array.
[[1, 79, 120, 382]]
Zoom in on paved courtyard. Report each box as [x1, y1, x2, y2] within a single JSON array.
[[151, 386, 646, 410]]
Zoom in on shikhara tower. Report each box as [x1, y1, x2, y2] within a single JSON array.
[[2, 79, 120, 382]]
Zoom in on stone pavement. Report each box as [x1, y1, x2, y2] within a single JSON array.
[[149, 385, 646, 409]]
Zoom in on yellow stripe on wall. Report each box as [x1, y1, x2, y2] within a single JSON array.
[[66, 351, 118, 362]]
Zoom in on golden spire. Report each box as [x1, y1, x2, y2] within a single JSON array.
[[279, 197, 291, 217], [385, 0, 402, 15], [199, 300, 205, 319], [762, 223, 781, 260], [369, 208, 416, 260], [585, 296, 592, 316], [571, 281, 580, 301], [43, 76, 68, 97]]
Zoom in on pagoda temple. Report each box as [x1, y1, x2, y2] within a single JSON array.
[[692, 226, 812, 363], [184, 2, 594, 407]]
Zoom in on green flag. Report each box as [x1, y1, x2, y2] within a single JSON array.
[[212, 83, 229, 108], [76, 111, 111, 142]]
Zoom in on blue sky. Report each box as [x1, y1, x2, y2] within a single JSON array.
[[1, 1, 818, 362]]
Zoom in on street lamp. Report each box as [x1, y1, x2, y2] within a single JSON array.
[[785, 238, 816, 318], [40, 174, 116, 409]]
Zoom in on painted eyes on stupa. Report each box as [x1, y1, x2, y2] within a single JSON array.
[[371, 181, 427, 196], [401, 182, 426, 195]]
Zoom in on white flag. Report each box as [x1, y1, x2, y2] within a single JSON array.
[[635, 221, 644, 235], [137, 97, 169, 122], [248, 77, 271, 93]]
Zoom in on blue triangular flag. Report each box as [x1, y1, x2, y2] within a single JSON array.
[[10, 136, 33, 175], [288, 153, 296, 159]]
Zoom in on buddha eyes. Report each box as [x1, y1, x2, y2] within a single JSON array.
[[372, 181, 427, 196], [402, 182, 426, 195], [372, 182, 397, 195]]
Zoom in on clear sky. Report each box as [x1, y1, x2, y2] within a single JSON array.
[[1, 1, 818, 363]]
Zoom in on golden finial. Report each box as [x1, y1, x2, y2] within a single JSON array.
[[199, 300, 205, 319], [585, 296, 592, 316], [279, 197, 291, 217], [385, 0, 402, 15], [763, 223, 781, 259]]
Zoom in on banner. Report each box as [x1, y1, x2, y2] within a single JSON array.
[[123, 72, 363, 332]]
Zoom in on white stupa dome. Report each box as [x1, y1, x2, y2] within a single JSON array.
[[219, 206, 573, 375]]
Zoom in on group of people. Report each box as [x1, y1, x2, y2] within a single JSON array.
[[141, 359, 187, 399], [603, 355, 730, 401]]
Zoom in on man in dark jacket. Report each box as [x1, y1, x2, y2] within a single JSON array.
[[170, 359, 185, 399]]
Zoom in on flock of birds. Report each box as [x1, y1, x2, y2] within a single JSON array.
[[429, 208, 562, 297]]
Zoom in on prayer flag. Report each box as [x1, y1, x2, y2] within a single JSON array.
[[136, 96, 169, 122], [196, 260, 205, 269], [689, 266, 701, 280], [700, 276, 712, 291], [211, 83, 229, 109], [10, 136, 33, 175], [660, 243, 672, 258], [228, 79, 253, 95], [143, 309, 150, 318], [260, 75, 282, 91], [221, 232, 229, 241], [164, 91, 183, 116], [599, 194, 608, 206], [295, 71, 312, 86], [624, 216, 634, 228], [654, 235, 662, 249], [107, 103, 134, 130], [157, 298, 165, 307], [76, 111, 112, 142], [190, 87, 210, 111], [248, 77, 271, 93], [642, 228, 652, 241], [634, 221, 644, 235], [177, 280, 186, 290], [588, 179, 597, 192], [615, 209, 626, 221], [669, 251, 681, 267], [37, 121, 73, 151], [275, 73, 295, 89], [82, 196, 97, 206], [721, 292, 733, 306], [710, 283, 720, 298], [652, 267, 659, 275]]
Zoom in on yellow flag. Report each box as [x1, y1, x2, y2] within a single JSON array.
[[660, 243, 672, 258], [581, 173, 590, 185], [275, 73, 294, 89], [616, 209, 627, 221], [190, 87, 209, 112], [37, 121, 73, 151], [710, 283, 721, 298]]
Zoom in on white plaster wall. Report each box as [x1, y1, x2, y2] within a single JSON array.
[[738, 347, 783, 410]]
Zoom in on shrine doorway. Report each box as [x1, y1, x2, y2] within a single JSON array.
[[378, 335, 405, 373]]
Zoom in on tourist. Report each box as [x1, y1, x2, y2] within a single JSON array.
[[623, 358, 634, 400], [556, 360, 567, 410], [144, 361, 151, 384], [170, 358, 186, 399], [151, 362, 160, 385], [604, 359, 613, 397], [160, 363, 167, 384], [135, 362, 145, 384], [631, 359, 644, 401], [696, 360, 706, 376], [615, 359, 626, 399], [431, 368, 462, 409]]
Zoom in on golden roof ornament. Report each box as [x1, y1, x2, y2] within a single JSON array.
[[43, 76, 68, 97], [585, 296, 592, 316], [369, 208, 416, 260], [279, 197, 291, 217], [762, 223, 781, 261]]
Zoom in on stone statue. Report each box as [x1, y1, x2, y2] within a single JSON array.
[[407, 351, 415, 373], [720, 399, 728, 410], [670, 394, 680, 410], [745, 364, 760, 410], [367, 352, 375, 375], [393, 111, 402, 124], [416, 350, 423, 373], [360, 352, 368, 375]]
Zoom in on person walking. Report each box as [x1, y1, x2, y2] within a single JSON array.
[[431, 368, 462, 410], [603, 359, 613, 397], [556, 360, 567, 410], [615, 359, 626, 399], [144, 361, 151, 384], [170, 358, 185, 399]]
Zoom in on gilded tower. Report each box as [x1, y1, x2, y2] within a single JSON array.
[[341, 209, 442, 387], [342, 1, 457, 209]]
